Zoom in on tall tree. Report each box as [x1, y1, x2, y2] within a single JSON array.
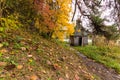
[[52, 0, 74, 40], [33, 0, 74, 39]]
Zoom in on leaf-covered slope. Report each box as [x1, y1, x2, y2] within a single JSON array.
[[0, 29, 93, 80]]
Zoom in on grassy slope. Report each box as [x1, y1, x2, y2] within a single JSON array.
[[0, 28, 94, 80], [75, 45, 120, 73]]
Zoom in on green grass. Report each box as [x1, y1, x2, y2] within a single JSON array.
[[75, 45, 120, 73]]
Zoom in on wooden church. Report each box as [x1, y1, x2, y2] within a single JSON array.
[[70, 19, 88, 46]]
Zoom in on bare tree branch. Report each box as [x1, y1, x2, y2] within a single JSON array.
[[76, 0, 83, 15], [71, 0, 77, 21]]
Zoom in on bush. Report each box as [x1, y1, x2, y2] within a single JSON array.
[[0, 15, 22, 32]]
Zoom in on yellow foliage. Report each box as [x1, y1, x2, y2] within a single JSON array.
[[0, 15, 22, 32], [34, 0, 74, 39], [52, 0, 74, 40]]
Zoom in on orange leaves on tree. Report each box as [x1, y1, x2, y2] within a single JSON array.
[[34, 0, 55, 34], [34, 0, 74, 38]]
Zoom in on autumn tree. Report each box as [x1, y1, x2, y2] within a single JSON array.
[[33, 0, 56, 38], [34, 0, 74, 39], [0, 0, 74, 39], [52, 0, 74, 40]]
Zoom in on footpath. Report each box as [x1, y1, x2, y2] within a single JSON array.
[[76, 51, 120, 80]]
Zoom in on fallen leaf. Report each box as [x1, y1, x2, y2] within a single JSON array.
[[0, 62, 7, 66], [5, 57, 9, 59], [70, 62, 73, 65], [28, 66, 33, 71], [65, 66, 68, 69], [78, 66, 82, 69], [33, 57, 37, 60], [66, 73, 69, 78], [30, 75, 39, 80], [50, 48, 53, 52], [17, 65, 23, 69], [49, 52, 52, 55], [53, 64, 61, 70], [75, 74, 80, 80], [21, 47, 26, 51], [28, 55, 33, 58], [42, 70, 46, 74], [59, 77, 64, 80], [28, 39, 31, 41], [40, 41, 43, 44], [1, 48, 8, 53], [0, 43, 3, 48], [47, 60, 52, 65]]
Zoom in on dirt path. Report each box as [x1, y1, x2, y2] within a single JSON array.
[[76, 51, 120, 80]]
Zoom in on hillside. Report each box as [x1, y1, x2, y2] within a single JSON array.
[[0, 28, 94, 80]]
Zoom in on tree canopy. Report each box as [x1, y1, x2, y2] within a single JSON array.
[[0, 0, 74, 40]]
